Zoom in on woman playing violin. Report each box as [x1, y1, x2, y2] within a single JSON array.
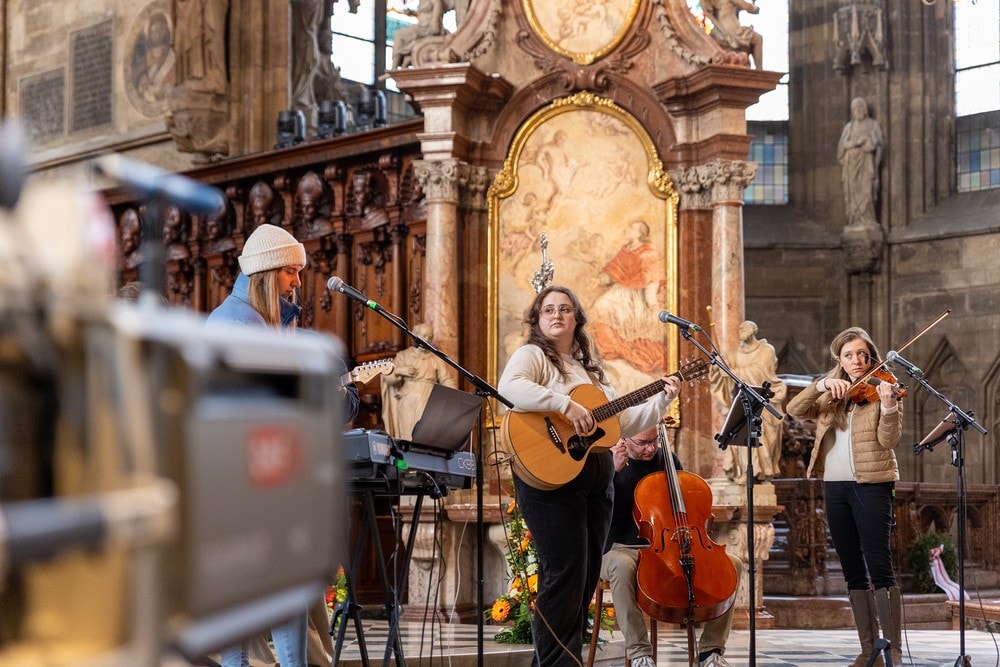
[[785, 326, 903, 667]]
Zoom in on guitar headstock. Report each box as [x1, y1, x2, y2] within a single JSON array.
[[675, 357, 709, 384], [349, 359, 395, 386]]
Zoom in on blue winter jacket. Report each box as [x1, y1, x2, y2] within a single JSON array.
[[206, 272, 301, 328], [206, 272, 359, 422]]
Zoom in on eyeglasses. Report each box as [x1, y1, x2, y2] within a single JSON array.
[[540, 305, 575, 318], [627, 437, 658, 449]]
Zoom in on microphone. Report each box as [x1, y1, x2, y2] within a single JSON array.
[[327, 276, 380, 311], [886, 350, 922, 376], [93, 153, 227, 218], [658, 310, 702, 332]]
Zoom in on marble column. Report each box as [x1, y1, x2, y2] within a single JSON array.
[[413, 158, 467, 357], [670, 159, 756, 435]]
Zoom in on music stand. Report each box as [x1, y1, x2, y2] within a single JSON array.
[[914, 412, 958, 453], [904, 370, 986, 667], [716, 384, 770, 452], [400, 384, 484, 456]]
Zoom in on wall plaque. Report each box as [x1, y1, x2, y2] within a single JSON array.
[[20, 69, 66, 145], [71, 20, 114, 133]]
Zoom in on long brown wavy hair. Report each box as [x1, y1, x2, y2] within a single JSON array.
[[523, 285, 606, 384]]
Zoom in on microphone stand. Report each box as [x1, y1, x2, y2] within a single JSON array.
[[907, 368, 986, 667], [351, 300, 512, 667], [678, 328, 780, 667]]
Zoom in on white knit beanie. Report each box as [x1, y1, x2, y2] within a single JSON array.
[[238, 224, 307, 275]]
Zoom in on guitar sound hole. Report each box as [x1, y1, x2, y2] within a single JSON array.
[[566, 428, 606, 461]]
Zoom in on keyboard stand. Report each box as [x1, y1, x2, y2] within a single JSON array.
[[333, 488, 431, 667]]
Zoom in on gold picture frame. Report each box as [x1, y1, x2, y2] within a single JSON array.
[[520, 0, 642, 65], [487, 92, 679, 417]]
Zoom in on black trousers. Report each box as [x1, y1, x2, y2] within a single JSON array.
[[514, 451, 614, 666], [824, 480, 897, 590]]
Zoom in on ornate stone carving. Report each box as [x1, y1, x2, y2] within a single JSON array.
[[670, 159, 756, 209], [833, 0, 888, 74], [461, 165, 491, 211], [413, 158, 466, 205], [650, 0, 713, 68], [841, 222, 885, 274], [408, 0, 500, 66]]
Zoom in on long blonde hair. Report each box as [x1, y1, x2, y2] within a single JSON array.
[[247, 269, 297, 328]]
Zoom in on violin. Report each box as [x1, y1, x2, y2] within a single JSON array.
[[847, 367, 908, 404], [633, 423, 738, 630]]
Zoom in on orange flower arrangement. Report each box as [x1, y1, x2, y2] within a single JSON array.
[[326, 566, 348, 627], [485, 497, 614, 644]]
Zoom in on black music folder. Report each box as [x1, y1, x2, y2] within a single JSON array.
[[400, 384, 483, 455]]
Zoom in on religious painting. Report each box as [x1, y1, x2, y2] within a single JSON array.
[[488, 93, 679, 401], [521, 0, 641, 64], [125, 1, 175, 117]]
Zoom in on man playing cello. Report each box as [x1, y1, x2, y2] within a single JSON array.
[[601, 425, 743, 667]]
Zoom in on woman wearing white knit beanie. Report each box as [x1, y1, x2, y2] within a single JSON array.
[[207, 223, 310, 667], [207, 223, 307, 329], [207, 223, 358, 667]]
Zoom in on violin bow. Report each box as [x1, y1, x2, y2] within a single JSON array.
[[846, 308, 951, 393]]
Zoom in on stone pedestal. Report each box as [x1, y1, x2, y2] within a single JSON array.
[[398, 499, 509, 623], [709, 478, 783, 630]]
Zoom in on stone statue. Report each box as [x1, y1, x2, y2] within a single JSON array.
[[291, 0, 343, 135], [168, 0, 231, 160], [380, 323, 458, 441], [391, 0, 448, 69], [838, 97, 884, 229], [700, 0, 764, 69], [712, 320, 787, 482]]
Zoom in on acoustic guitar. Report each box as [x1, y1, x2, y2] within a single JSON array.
[[502, 358, 709, 490], [340, 358, 394, 387]]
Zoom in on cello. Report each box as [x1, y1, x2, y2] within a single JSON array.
[[633, 421, 738, 665]]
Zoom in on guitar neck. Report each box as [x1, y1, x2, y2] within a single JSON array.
[[590, 377, 670, 423]]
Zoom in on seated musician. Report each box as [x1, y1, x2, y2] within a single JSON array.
[[601, 425, 744, 667]]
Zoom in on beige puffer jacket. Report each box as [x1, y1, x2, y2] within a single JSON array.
[[785, 380, 902, 483]]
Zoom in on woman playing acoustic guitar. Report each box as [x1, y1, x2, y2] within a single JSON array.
[[498, 286, 680, 666]]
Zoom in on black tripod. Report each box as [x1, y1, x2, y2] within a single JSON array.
[[864, 638, 893, 667], [680, 328, 781, 667], [909, 372, 987, 667]]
